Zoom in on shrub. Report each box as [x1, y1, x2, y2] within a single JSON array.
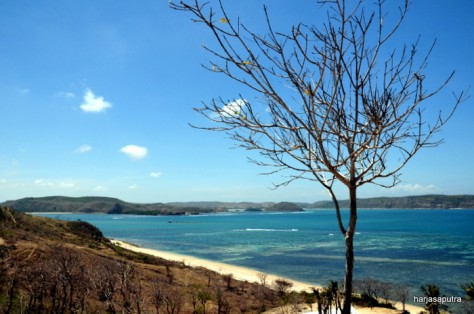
[[67, 220, 105, 241]]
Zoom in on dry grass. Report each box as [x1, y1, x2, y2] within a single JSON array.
[[0, 207, 283, 313]]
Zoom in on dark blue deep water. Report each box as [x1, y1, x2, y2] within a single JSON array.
[[36, 209, 474, 300]]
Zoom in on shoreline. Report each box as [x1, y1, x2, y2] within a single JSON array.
[[111, 239, 426, 314], [111, 239, 319, 292]]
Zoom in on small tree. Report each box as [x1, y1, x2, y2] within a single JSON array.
[[463, 282, 474, 301], [273, 278, 293, 298], [461, 283, 474, 314], [223, 273, 233, 290], [213, 283, 230, 314], [164, 285, 185, 314], [257, 273, 268, 287], [171, 0, 467, 312], [95, 260, 119, 313], [198, 288, 212, 314], [378, 281, 393, 305], [421, 283, 444, 314], [301, 291, 317, 312], [116, 260, 136, 313], [257, 273, 269, 312], [328, 280, 343, 312], [394, 283, 411, 312]]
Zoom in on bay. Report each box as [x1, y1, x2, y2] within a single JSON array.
[[36, 209, 474, 300]]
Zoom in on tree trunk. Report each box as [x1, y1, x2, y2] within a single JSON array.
[[342, 186, 357, 314]]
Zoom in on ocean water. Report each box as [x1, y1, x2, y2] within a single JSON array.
[[37, 209, 474, 301]]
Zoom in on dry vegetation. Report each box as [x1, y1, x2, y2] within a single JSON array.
[[0, 206, 308, 313], [3, 207, 464, 314]]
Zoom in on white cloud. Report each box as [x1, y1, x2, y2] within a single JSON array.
[[150, 171, 162, 178], [392, 183, 438, 194], [34, 179, 76, 189], [34, 179, 53, 187], [80, 88, 112, 113], [76, 144, 92, 153], [128, 184, 138, 190], [120, 145, 148, 160], [59, 182, 76, 189], [94, 185, 107, 192], [220, 99, 246, 117]]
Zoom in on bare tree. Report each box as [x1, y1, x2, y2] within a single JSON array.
[[358, 278, 383, 302], [151, 279, 167, 314], [257, 272, 268, 288], [213, 282, 231, 314], [164, 285, 184, 314], [393, 283, 411, 312], [171, 0, 467, 312], [378, 281, 393, 305], [47, 246, 90, 314], [95, 259, 119, 313], [256, 272, 269, 311], [116, 260, 136, 314], [151, 279, 185, 314]]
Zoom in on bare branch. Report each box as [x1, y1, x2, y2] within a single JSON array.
[[172, 1, 467, 310]]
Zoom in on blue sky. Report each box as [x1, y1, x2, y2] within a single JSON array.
[[0, 1, 472, 203]]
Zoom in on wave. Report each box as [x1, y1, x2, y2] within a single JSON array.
[[236, 228, 299, 232]]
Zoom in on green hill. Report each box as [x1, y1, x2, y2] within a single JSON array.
[[309, 194, 474, 209], [2, 196, 218, 215], [3, 194, 473, 215], [2, 197, 304, 214], [265, 202, 304, 211]]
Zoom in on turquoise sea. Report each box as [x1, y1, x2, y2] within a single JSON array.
[[37, 209, 474, 302]]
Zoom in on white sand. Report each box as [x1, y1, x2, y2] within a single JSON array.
[[355, 302, 425, 314], [111, 239, 319, 292]]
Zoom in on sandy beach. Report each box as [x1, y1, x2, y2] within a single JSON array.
[[112, 240, 425, 314], [112, 239, 319, 292]]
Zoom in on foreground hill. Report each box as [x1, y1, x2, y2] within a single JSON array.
[[0, 206, 287, 313], [0, 207, 455, 313]]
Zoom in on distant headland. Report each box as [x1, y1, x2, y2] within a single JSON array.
[[2, 194, 473, 215]]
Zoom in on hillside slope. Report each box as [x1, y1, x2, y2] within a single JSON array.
[[0, 207, 283, 313]]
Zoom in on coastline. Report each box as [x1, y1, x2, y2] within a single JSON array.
[[111, 239, 319, 292], [111, 239, 426, 314]]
